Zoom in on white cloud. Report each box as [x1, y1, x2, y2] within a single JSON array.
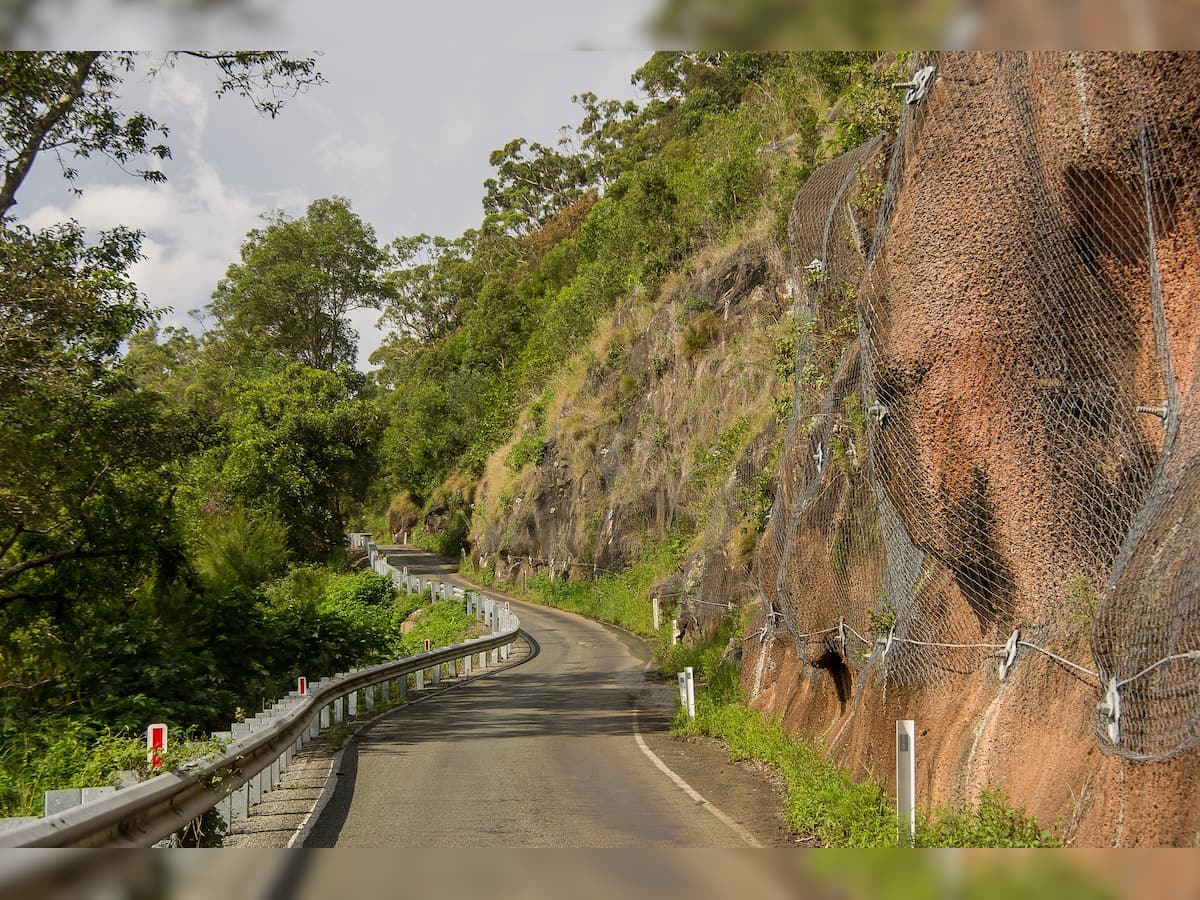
[[316, 130, 392, 185], [147, 66, 210, 141], [22, 153, 307, 339]]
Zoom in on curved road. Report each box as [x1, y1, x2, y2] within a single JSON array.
[[303, 548, 762, 848]]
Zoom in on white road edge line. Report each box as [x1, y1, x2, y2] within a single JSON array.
[[631, 707, 763, 848], [287, 747, 344, 848]]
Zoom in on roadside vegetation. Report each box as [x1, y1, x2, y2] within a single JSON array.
[[0, 50, 924, 825], [462, 530, 691, 636], [668, 626, 1059, 848]]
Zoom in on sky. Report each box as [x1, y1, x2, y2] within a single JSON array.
[[13, 4, 657, 369]]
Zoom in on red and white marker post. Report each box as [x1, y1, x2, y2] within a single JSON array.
[[297, 676, 308, 696], [147, 723, 167, 768]]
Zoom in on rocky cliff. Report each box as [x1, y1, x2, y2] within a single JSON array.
[[468, 52, 1200, 846], [751, 51, 1200, 847]]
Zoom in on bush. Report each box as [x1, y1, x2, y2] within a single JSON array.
[[505, 434, 546, 471], [324, 571, 394, 607], [681, 311, 720, 361], [915, 788, 1059, 848]]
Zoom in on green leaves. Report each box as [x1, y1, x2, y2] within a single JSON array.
[[198, 363, 384, 558], [209, 197, 391, 371], [0, 51, 321, 217]]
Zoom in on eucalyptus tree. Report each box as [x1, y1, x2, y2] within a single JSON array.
[[208, 196, 392, 371]]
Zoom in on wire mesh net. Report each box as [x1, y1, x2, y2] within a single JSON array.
[[757, 51, 1200, 760]]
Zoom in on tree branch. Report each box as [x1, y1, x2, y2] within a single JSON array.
[[0, 51, 100, 218], [0, 545, 127, 587], [0, 524, 23, 560]]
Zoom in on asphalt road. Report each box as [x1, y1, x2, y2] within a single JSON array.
[[302, 548, 762, 848]]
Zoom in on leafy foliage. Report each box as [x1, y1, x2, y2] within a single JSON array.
[[0, 51, 320, 218], [208, 197, 391, 370]]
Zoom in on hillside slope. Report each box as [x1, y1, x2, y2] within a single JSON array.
[[445, 51, 1200, 846], [749, 51, 1200, 847]]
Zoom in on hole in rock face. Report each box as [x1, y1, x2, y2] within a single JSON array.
[[814, 650, 852, 709]]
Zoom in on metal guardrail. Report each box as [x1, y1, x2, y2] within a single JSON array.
[[0, 539, 520, 849]]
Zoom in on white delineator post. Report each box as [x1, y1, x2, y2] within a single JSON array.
[[683, 666, 696, 719], [896, 719, 916, 846], [677, 673, 688, 710], [671, 618, 679, 646], [652, 596, 661, 631]]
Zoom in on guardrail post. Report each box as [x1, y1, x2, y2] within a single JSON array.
[[229, 721, 253, 816], [347, 688, 357, 719], [44, 789, 82, 817], [464, 654, 472, 675], [246, 718, 267, 805], [431, 661, 441, 685], [365, 683, 375, 712], [333, 696, 343, 725], [448, 657, 457, 678], [380, 679, 390, 703], [399, 673, 408, 699], [479, 650, 487, 670], [230, 779, 248, 822], [415, 669, 424, 691]]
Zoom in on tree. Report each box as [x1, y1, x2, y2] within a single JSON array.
[[482, 136, 590, 236], [0, 221, 182, 610], [381, 232, 481, 344], [198, 363, 384, 557], [0, 50, 321, 219], [208, 197, 392, 370]]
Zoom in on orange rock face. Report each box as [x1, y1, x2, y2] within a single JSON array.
[[752, 52, 1200, 846]]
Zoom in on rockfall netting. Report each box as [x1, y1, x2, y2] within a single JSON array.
[[757, 52, 1200, 761]]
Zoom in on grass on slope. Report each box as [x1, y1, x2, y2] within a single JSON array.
[[669, 629, 1059, 848]]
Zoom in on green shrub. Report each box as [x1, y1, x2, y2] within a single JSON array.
[[505, 435, 545, 471], [915, 788, 1059, 848], [324, 571, 394, 607], [393, 598, 476, 657], [681, 310, 720, 361]]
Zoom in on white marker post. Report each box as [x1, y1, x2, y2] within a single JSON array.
[[684, 667, 696, 719], [147, 724, 167, 768], [896, 720, 916, 846], [652, 596, 660, 631], [677, 672, 688, 709], [671, 618, 679, 646]]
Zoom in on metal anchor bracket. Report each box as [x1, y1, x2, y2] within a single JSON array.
[[881, 626, 896, 661], [1137, 405, 1169, 425], [1099, 678, 1121, 746], [868, 400, 889, 426], [998, 629, 1020, 681], [893, 65, 936, 105], [805, 258, 827, 275]]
